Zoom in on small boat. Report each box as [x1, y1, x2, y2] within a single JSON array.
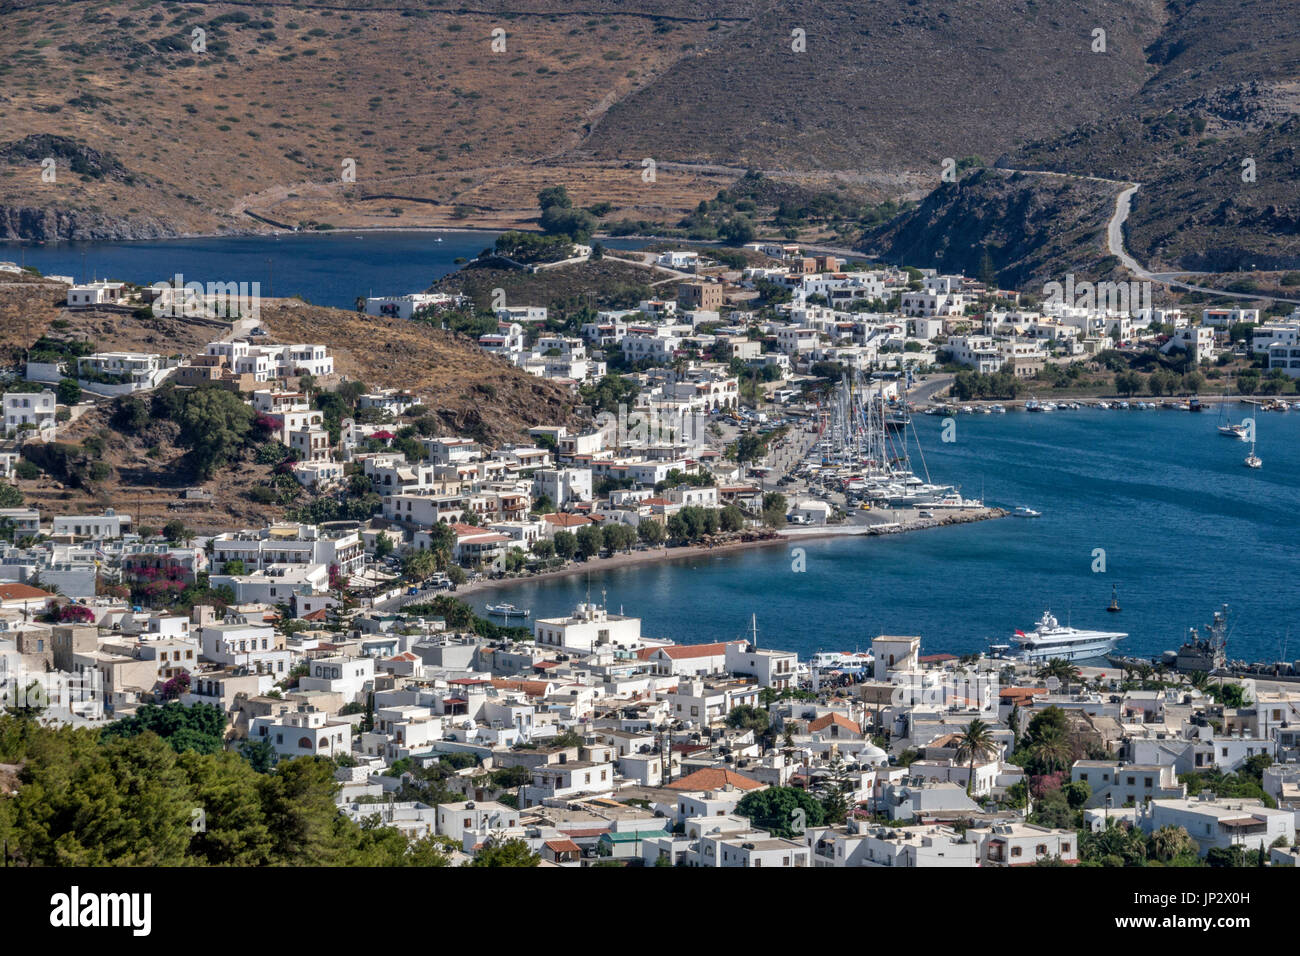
[[486, 603, 530, 618], [1011, 506, 1041, 518], [1106, 584, 1121, 614], [1189, 397, 1204, 412], [1218, 423, 1249, 439], [1245, 418, 1262, 468]]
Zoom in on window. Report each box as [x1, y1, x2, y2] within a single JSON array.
[[1035, 844, 1047, 855], [1010, 846, 1022, 857]]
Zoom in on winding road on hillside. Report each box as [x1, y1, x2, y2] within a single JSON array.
[[1004, 166, 1300, 305]]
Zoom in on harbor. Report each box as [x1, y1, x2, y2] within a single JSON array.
[[470, 406, 1300, 666]]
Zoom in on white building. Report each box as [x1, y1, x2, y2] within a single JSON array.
[[1137, 793, 1295, 857], [51, 510, 132, 540], [66, 281, 127, 308], [2, 390, 57, 438], [250, 706, 352, 758], [533, 602, 644, 652]]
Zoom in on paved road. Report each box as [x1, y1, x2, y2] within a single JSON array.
[[1005, 166, 1300, 306]]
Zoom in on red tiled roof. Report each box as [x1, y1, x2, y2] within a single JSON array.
[[544, 839, 581, 854], [490, 678, 551, 697], [664, 768, 764, 792], [635, 641, 741, 661], [808, 712, 862, 735], [0, 583, 55, 602], [542, 513, 592, 528]]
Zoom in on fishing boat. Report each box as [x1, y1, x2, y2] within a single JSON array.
[[1188, 396, 1204, 412], [485, 603, 530, 618], [1011, 505, 1041, 518], [1106, 584, 1121, 614]]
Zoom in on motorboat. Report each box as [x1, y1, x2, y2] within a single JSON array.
[[1002, 610, 1127, 662], [485, 603, 530, 618], [1011, 506, 1041, 518]]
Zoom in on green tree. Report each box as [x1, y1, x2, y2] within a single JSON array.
[[575, 523, 604, 559], [470, 838, 540, 867], [637, 519, 666, 547], [0, 483, 22, 509], [553, 530, 578, 560], [719, 504, 746, 532], [163, 519, 193, 545], [174, 388, 257, 479], [56, 378, 82, 405], [403, 548, 440, 583], [735, 786, 824, 838], [374, 532, 395, 560], [725, 704, 770, 735], [954, 718, 997, 795], [180, 749, 275, 865]]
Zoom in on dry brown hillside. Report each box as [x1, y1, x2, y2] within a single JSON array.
[[2, 293, 582, 532], [258, 299, 582, 444]]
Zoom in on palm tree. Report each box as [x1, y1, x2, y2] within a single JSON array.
[[1037, 658, 1080, 685], [1031, 734, 1074, 775], [1188, 670, 1211, 692], [954, 718, 997, 796]]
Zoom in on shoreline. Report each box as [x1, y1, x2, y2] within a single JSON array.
[[456, 507, 1005, 600]]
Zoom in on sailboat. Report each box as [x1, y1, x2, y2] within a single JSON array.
[[1216, 394, 1250, 439], [1106, 584, 1121, 613], [1245, 417, 1262, 469]]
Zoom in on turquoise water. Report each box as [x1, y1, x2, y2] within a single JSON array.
[[473, 409, 1300, 664], [2, 232, 649, 310]]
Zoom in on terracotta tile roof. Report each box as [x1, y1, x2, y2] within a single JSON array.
[[490, 678, 551, 697], [808, 712, 862, 735], [0, 583, 55, 602], [544, 839, 581, 854], [542, 513, 592, 528], [558, 827, 610, 838], [635, 641, 741, 661], [664, 767, 764, 792]]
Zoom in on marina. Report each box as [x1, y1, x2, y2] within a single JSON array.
[[471, 408, 1300, 665]]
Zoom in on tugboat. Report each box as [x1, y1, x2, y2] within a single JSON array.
[[1106, 584, 1121, 614]]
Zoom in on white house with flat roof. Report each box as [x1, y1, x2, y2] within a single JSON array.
[[1137, 793, 1294, 856], [533, 601, 644, 652], [51, 510, 131, 540], [3, 390, 57, 438], [250, 706, 352, 758]]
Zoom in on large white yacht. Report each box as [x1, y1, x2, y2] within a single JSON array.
[[999, 610, 1127, 662]]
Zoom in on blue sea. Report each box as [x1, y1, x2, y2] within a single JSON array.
[[1, 231, 650, 310], [473, 409, 1300, 665]]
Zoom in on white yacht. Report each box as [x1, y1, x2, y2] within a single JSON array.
[[1002, 610, 1127, 662]]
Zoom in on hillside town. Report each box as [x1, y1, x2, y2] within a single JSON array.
[[3, 250, 1298, 869]]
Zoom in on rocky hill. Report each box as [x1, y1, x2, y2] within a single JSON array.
[[2, 0, 1296, 282]]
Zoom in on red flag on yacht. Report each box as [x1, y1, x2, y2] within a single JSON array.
[[1014, 629, 1026, 637]]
